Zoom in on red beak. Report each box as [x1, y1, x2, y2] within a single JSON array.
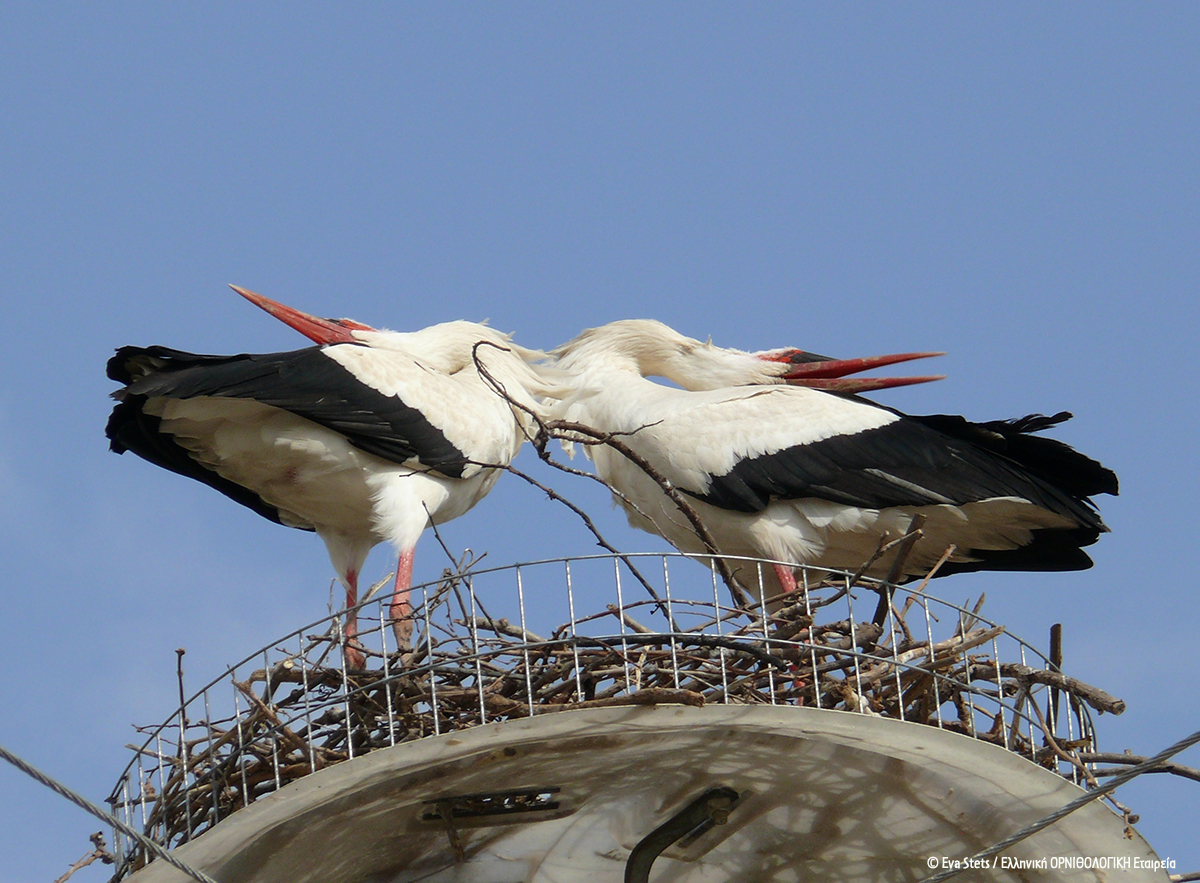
[[230, 285, 375, 345], [759, 349, 946, 393]]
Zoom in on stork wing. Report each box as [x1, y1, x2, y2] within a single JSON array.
[[621, 386, 1115, 531], [107, 345, 471, 476]]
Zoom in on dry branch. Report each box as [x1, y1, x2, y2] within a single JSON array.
[[55, 833, 112, 883], [989, 664, 1126, 715]]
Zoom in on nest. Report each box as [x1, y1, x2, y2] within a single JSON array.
[[109, 557, 1126, 878]]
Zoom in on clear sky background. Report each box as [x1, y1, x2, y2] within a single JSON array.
[[2, 5, 1197, 881]]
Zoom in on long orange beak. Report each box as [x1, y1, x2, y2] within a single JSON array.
[[230, 285, 375, 345], [759, 349, 946, 393]]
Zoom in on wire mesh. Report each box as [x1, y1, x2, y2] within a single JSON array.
[[105, 552, 1116, 879]]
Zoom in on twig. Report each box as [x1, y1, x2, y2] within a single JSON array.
[[607, 604, 655, 634], [472, 342, 753, 608], [872, 513, 926, 626], [498, 460, 674, 619], [1079, 752, 1200, 785], [54, 833, 113, 883], [900, 544, 957, 616], [547, 421, 753, 609], [997, 664, 1126, 716], [1024, 699, 1140, 834]]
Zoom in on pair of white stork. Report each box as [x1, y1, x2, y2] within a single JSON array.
[[107, 288, 1117, 666]]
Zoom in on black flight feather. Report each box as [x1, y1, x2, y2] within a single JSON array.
[[695, 412, 1115, 517], [107, 345, 469, 477]]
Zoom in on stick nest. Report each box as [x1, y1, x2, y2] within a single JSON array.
[[110, 565, 1123, 879]]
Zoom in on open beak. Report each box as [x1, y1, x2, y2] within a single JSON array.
[[758, 349, 946, 393], [230, 285, 375, 345]]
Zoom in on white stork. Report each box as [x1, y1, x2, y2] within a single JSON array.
[[107, 287, 559, 666], [550, 319, 1118, 605]]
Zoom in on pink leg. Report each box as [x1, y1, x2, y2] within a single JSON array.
[[343, 569, 365, 669], [772, 563, 798, 595], [390, 549, 415, 652], [771, 563, 807, 701]]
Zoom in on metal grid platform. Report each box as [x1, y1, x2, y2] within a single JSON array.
[[107, 553, 1120, 879]]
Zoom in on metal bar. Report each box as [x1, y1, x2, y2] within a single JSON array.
[[516, 565, 536, 716], [232, 680, 249, 810], [424, 580, 441, 737], [887, 586, 905, 721], [379, 602, 396, 747], [757, 563, 777, 703], [1019, 644, 1033, 754], [615, 558, 633, 694], [467, 573, 487, 725], [960, 616, 977, 738], [153, 733, 169, 843], [846, 578, 865, 709], [270, 725, 281, 794], [800, 569, 821, 710], [711, 564, 729, 704], [120, 775, 133, 862], [340, 649, 354, 759], [991, 636, 1009, 750], [565, 560, 583, 702], [662, 556, 680, 690], [135, 756, 148, 848], [201, 689, 219, 827], [176, 660, 193, 841], [624, 786, 740, 883], [298, 632, 316, 772]]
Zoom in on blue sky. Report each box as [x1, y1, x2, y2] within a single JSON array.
[[2, 5, 1197, 880]]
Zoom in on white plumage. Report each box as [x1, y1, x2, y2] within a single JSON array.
[[551, 319, 1117, 605], [108, 288, 561, 664]]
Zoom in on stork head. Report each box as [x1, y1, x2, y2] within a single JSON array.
[[755, 347, 946, 393], [230, 285, 376, 345], [552, 319, 945, 394], [551, 319, 761, 388]]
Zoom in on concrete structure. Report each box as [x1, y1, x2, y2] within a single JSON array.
[[127, 705, 1167, 883]]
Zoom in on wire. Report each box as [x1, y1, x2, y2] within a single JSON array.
[[0, 741, 220, 883], [918, 727, 1200, 883]]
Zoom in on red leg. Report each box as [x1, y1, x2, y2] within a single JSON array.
[[771, 563, 808, 700], [343, 569, 365, 669], [390, 549, 415, 652], [772, 563, 798, 595]]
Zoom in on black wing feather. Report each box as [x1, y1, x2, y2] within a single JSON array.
[[694, 412, 1117, 533], [909, 412, 1119, 498], [106, 394, 302, 528], [107, 345, 469, 476]]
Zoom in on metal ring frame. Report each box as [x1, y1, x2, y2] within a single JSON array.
[[105, 552, 1101, 879]]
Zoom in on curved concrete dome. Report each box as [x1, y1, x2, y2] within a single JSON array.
[[128, 705, 1165, 883]]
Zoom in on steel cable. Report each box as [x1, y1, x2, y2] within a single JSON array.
[[0, 741, 219, 883]]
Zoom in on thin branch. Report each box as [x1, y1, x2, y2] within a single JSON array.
[[543, 418, 752, 606], [1079, 752, 1200, 785], [498, 460, 672, 617], [54, 833, 113, 883], [470, 343, 752, 608]]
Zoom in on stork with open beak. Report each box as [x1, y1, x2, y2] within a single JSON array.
[[107, 287, 559, 666], [550, 319, 1117, 605]]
